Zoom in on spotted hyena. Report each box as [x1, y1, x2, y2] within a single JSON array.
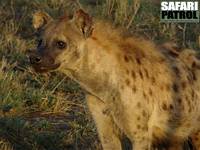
[[29, 9, 200, 150]]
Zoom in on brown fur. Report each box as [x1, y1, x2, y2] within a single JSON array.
[[30, 10, 200, 150]]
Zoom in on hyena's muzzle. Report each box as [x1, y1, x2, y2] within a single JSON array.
[[29, 50, 60, 73]]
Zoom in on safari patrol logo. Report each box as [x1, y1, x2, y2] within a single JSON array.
[[161, 1, 199, 22]]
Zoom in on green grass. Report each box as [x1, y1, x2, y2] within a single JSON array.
[[0, 0, 199, 150]]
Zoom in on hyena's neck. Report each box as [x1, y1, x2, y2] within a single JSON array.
[[69, 38, 120, 101]]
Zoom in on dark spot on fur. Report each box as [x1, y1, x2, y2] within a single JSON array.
[[185, 95, 189, 101], [185, 123, 191, 127], [192, 61, 196, 68], [102, 108, 110, 115], [169, 104, 173, 110], [181, 81, 187, 89], [137, 125, 141, 129], [132, 85, 137, 93], [131, 70, 136, 79], [124, 55, 129, 62], [149, 88, 153, 96], [187, 74, 193, 83], [144, 68, 149, 78], [172, 83, 179, 93], [142, 137, 145, 140], [189, 107, 192, 113], [74, 51, 80, 59], [187, 100, 191, 106], [198, 116, 200, 121], [125, 79, 130, 86], [136, 57, 141, 65], [151, 77, 156, 84], [137, 116, 141, 121], [172, 66, 180, 77], [162, 103, 167, 111], [192, 71, 197, 81], [182, 105, 185, 111], [166, 84, 170, 91], [91, 36, 97, 41], [143, 92, 147, 98], [139, 70, 143, 79], [126, 69, 130, 75], [134, 50, 145, 64], [121, 85, 124, 90], [142, 126, 148, 131], [160, 85, 164, 91], [177, 98, 182, 104], [195, 137, 199, 141], [191, 90, 195, 100], [142, 110, 147, 117], [113, 97, 116, 101], [159, 57, 166, 63]]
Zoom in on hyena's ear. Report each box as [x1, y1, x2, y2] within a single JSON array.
[[32, 11, 53, 30], [73, 9, 93, 38]]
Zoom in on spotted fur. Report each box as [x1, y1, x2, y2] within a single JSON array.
[[30, 10, 200, 150]]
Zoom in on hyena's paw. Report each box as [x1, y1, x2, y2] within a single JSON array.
[[191, 131, 200, 150]]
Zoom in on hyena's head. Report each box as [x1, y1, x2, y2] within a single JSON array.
[[29, 9, 93, 73]]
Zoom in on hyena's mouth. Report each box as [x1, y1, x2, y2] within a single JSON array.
[[32, 63, 61, 73]]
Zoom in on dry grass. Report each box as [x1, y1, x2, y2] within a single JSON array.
[[0, 0, 199, 150], [0, 1, 100, 149]]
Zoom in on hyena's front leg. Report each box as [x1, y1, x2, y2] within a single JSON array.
[[133, 138, 150, 150], [191, 130, 200, 150], [86, 94, 122, 150]]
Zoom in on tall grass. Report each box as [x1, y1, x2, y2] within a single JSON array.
[[0, 0, 100, 149], [99, 0, 200, 47], [101, 0, 140, 28]]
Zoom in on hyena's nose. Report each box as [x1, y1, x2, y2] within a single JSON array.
[[29, 54, 42, 64]]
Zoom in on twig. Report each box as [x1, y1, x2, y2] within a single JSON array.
[[198, 35, 200, 48], [51, 77, 66, 94], [126, 0, 141, 29], [182, 23, 187, 47]]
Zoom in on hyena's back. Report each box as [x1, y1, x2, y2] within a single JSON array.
[[111, 37, 200, 146]]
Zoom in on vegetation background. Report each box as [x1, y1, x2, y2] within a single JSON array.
[[0, 0, 199, 150]]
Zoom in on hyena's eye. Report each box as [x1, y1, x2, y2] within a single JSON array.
[[56, 41, 66, 49]]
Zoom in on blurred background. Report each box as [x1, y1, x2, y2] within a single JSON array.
[[0, 0, 199, 150]]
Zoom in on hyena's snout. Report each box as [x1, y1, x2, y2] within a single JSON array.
[[29, 52, 60, 73], [29, 53, 42, 65]]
